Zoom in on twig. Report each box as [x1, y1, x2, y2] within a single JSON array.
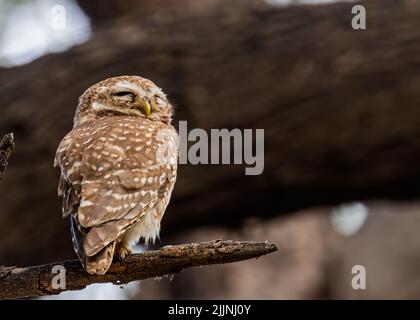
[[0, 133, 14, 183], [0, 240, 277, 299]]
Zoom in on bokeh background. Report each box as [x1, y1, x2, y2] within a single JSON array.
[[1, 0, 420, 299]]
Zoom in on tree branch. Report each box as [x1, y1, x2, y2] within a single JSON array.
[[0, 240, 277, 299], [0, 133, 14, 184]]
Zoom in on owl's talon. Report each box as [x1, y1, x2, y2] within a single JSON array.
[[118, 246, 132, 260]]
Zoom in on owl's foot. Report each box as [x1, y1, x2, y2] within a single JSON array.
[[117, 244, 133, 260]]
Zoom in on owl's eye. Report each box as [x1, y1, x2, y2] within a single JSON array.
[[113, 91, 135, 102]]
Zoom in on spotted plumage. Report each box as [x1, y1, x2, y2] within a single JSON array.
[[54, 76, 178, 274]]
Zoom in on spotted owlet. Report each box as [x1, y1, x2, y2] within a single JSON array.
[[54, 76, 178, 275]]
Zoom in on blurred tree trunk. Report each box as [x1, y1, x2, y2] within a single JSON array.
[[1, 0, 420, 265], [76, 0, 258, 26]]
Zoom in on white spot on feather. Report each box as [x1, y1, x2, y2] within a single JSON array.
[[80, 200, 94, 208]]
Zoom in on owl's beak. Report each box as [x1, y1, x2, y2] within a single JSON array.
[[137, 99, 151, 118]]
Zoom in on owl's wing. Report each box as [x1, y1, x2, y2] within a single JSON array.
[[55, 132, 76, 216], [81, 162, 178, 257], [55, 129, 89, 265], [79, 177, 160, 256]]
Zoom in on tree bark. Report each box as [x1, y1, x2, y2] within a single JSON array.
[[76, 0, 251, 27], [1, 0, 420, 265], [0, 240, 277, 299]]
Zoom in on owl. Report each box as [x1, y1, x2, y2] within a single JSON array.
[[54, 76, 178, 275]]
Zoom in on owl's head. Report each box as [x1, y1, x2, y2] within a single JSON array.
[[74, 76, 174, 126]]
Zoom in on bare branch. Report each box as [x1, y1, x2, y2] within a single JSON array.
[[0, 240, 277, 299], [0, 133, 14, 183]]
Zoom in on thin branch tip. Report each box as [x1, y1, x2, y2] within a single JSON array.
[[0, 132, 15, 183]]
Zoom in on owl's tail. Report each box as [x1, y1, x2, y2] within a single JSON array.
[[85, 241, 116, 275], [70, 215, 116, 275]]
